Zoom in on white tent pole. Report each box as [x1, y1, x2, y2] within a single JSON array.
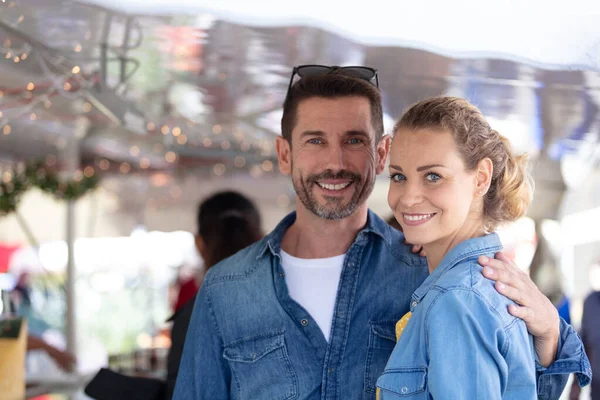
[[63, 116, 90, 359], [66, 200, 76, 356]]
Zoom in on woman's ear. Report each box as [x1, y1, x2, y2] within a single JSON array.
[[475, 158, 493, 196]]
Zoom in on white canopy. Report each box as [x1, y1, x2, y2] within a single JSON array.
[[80, 0, 600, 71]]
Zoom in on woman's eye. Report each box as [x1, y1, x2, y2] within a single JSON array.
[[426, 172, 442, 182], [389, 173, 406, 182]]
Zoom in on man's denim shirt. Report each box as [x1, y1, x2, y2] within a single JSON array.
[[174, 211, 591, 400]]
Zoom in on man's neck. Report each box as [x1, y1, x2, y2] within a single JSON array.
[[281, 204, 369, 259]]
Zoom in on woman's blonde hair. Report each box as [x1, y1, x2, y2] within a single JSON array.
[[393, 96, 534, 231]]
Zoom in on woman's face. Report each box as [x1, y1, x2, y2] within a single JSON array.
[[387, 128, 484, 247]]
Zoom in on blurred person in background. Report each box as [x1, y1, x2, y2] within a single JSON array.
[[165, 191, 263, 400], [8, 272, 76, 371], [84, 190, 263, 400], [571, 261, 600, 400]]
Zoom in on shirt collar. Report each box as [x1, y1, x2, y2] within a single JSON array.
[[411, 233, 503, 307], [256, 209, 392, 260]]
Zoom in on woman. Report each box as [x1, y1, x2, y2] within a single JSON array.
[[86, 191, 263, 400], [166, 191, 263, 400], [376, 97, 536, 398]]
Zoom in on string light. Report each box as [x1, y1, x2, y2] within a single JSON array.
[[84, 166, 95, 178], [140, 158, 150, 169], [213, 163, 226, 176], [161, 125, 169, 135], [146, 122, 155, 131], [63, 82, 72, 91], [3, 124, 11, 135], [13, 56, 19, 63], [261, 160, 274, 172], [212, 124, 222, 134], [172, 126, 181, 137], [0, 111, 3, 118], [249, 165, 263, 178], [71, 66, 80, 74], [203, 138, 212, 147], [176, 135, 187, 145], [165, 151, 177, 163], [5, 53, 11, 59], [234, 129, 245, 141], [20, 53, 27, 60], [99, 159, 110, 171], [120, 162, 131, 174], [26, 82, 35, 91], [129, 146, 140, 156], [2, 171, 12, 183], [241, 142, 251, 152], [74, 44, 82, 52], [220, 140, 231, 150], [82, 102, 92, 112], [73, 170, 84, 182], [30, 112, 36, 120], [234, 156, 246, 168]]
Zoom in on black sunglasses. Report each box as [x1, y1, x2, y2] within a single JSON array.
[[287, 65, 379, 94]]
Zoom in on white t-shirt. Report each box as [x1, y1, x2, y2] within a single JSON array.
[[280, 250, 345, 342]]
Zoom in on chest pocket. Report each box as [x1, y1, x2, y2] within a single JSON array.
[[377, 368, 428, 399], [223, 330, 298, 400], [364, 321, 397, 394]]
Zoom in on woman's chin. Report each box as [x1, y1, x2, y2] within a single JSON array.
[[403, 233, 427, 247]]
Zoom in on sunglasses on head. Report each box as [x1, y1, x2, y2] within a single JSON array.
[[286, 65, 379, 95]]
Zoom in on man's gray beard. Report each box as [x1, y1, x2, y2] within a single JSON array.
[[292, 174, 375, 221]]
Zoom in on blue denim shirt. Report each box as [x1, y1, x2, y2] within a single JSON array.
[[174, 211, 590, 400], [377, 233, 535, 399]]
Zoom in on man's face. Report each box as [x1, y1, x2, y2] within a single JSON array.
[[276, 96, 389, 220]]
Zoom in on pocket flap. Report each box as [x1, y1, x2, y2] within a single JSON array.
[[223, 330, 285, 363], [377, 368, 427, 396], [371, 321, 397, 342]]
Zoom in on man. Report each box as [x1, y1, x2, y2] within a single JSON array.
[[174, 66, 590, 399]]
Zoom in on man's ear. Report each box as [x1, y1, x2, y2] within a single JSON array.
[[276, 136, 292, 175], [376, 135, 392, 174]]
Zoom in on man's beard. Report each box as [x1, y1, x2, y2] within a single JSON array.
[[292, 168, 374, 220]]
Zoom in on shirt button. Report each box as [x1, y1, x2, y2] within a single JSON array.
[[301, 319, 309, 326], [411, 301, 418, 308], [401, 387, 408, 394], [280, 271, 285, 278]]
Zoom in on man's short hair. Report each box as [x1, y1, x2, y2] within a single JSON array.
[[281, 71, 384, 144]]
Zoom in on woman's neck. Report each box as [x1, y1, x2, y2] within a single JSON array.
[[423, 224, 487, 274]]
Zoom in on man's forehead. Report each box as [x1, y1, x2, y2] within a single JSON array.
[[293, 97, 374, 136]]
